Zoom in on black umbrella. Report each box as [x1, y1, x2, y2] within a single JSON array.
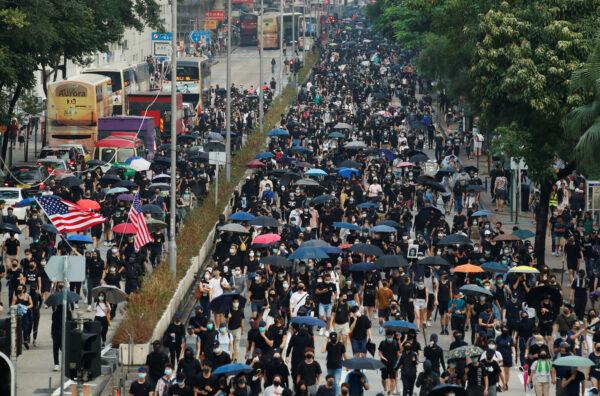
[[376, 255, 409, 268], [462, 166, 479, 173], [141, 204, 164, 214], [526, 285, 562, 309], [0, 223, 21, 234], [437, 234, 472, 246], [311, 195, 337, 205], [42, 223, 59, 234], [349, 243, 384, 257], [115, 180, 138, 188], [467, 184, 484, 192], [260, 255, 292, 268], [423, 181, 446, 193], [416, 175, 436, 184], [341, 357, 385, 370], [61, 176, 83, 188], [209, 293, 247, 314], [100, 174, 121, 184], [152, 157, 171, 167], [204, 142, 226, 152], [338, 160, 362, 169], [249, 216, 279, 228], [45, 291, 80, 306], [410, 154, 429, 163], [431, 384, 467, 396], [417, 256, 451, 266], [87, 159, 107, 167]]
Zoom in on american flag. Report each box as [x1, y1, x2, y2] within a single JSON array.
[[129, 194, 152, 251], [37, 195, 105, 233]]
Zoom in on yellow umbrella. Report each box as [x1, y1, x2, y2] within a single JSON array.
[[508, 265, 539, 274]]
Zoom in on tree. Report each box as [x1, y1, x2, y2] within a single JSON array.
[[470, 0, 600, 264]]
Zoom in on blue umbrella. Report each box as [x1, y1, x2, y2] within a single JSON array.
[[383, 320, 419, 332], [333, 222, 362, 231], [379, 149, 396, 161], [229, 212, 255, 221], [472, 210, 492, 217], [106, 187, 129, 195], [289, 146, 312, 154], [42, 223, 59, 234], [305, 168, 327, 177], [290, 316, 327, 328], [311, 195, 337, 205], [268, 128, 289, 137], [288, 247, 330, 260], [124, 156, 143, 164], [209, 293, 247, 314], [212, 363, 253, 377], [255, 152, 274, 160], [378, 220, 400, 228], [320, 245, 343, 254], [349, 262, 383, 272], [357, 202, 378, 210], [328, 131, 345, 139], [67, 235, 93, 244], [15, 197, 36, 207], [481, 262, 509, 273], [338, 167, 361, 178], [370, 225, 396, 233]]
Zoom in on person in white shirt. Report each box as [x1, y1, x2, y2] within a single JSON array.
[[264, 374, 285, 396], [367, 178, 383, 198], [290, 283, 309, 317], [259, 175, 273, 197], [209, 269, 230, 327]]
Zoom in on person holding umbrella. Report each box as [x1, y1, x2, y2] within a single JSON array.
[[93, 291, 111, 346]]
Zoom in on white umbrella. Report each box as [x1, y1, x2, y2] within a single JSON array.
[[361, 60, 370, 66], [128, 158, 151, 172], [344, 141, 367, 149]]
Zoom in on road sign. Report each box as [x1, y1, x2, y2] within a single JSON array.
[[152, 32, 173, 41], [189, 31, 201, 43], [205, 20, 218, 30], [197, 31, 212, 44], [153, 41, 172, 57], [45, 256, 86, 282], [205, 10, 225, 21], [209, 151, 226, 165]]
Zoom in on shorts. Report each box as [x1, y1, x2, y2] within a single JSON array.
[[438, 300, 449, 313], [230, 327, 242, 343], [539, 322, 553, 336], [381, 364, 397, 379], [351, 338, 367, 354], [364, 294, 376, 307], [251, 299, 266, 313], [319, 303, 333, 317], [378, 308, 390, 320], [334, 322, 350, 336], [414, 299, 426, 310]]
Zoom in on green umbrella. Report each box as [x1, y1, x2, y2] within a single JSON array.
[[512, 229, 536, 239], [553, 356, 594, 367], [446, 345, 484, 360], [146, 218, 167, 230]]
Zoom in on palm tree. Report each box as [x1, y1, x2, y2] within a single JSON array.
[[566, 38, 600, 170]]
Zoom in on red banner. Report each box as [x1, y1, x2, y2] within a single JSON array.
[[205, 10, 225, 21], [232, 0, 253, 4]]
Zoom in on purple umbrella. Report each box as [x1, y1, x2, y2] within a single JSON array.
[[117, 193, 134, 202]]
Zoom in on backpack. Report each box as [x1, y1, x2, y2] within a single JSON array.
[[239, 237, 248, 252]]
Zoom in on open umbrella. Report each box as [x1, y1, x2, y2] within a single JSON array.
[[117, 193, 135, 202], [305, 168, 327, 177], [290, 316, 326, 328], [112, 223, 137, 234], [42, 223, 59, 234], [471, 210, 491, 217], [494, 234, 520, 242], [328, 131, 345, 139], [418, 256, 450, 266], [459, 284, 493, 297], [100, 174, 121, 184], [0, 223, 21, 234], [67, 234, 93, 244], [256, 152, 275, 160], [295, 178, 320, 187], [311, 195, 337, 205], [92, 285, 128, 304], [288, 247, 329, 260], [106, 187, 129, 195], [15, 197, 36, 207], [553, 356, 594, 367], [344, 141, 367, 150], [526, 285, 562, 309], [357, 202, 377, 210], [349, 243, 384, 257], [333, 222, 362, 231], [369, 225, 396, 233], [437, 234, 472, 246], [379, 220, 400, 228], [212, 363, 253, 377], [452, 264, 484, 273], [508, 265, 539, 274], [301, 240, 329, 248], [148, 183, 170, 191], [395, 161, 415, 168], [253, 233, 281, 245], [431, 384, 467, 396], [145, 218, 167, 230], [129, 158, 151, 171], [383, 320, 418, 332], [349, 262, 382, 272], [209, 293, 247, 314], [334, 122, 353, 130], [218, 223, 249, 233], [513, 229, 536, 239], [447, 345, 484, 360], [249, 215, 278, 228], [76, 199, 100, 211], [229, 211, 255, 221], [61, 176, 83, 188], [481, 262, 509, 273], [268, 128, 289, 137], [376, 255, 409, 268], [45, 291, 81, 306], [337, 160, 362, 169], [341, 358, 385, 370], [410, 153, 428, 163], [246, 159, 266, 169], [141, 204, 163, 214], [152, 173, 171, 181], [260, 255, 292, 268]]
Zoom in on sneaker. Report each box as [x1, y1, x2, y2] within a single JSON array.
[[87, 305, 92, 312], [53, 365, 60, 372]]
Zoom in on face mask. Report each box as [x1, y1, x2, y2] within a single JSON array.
[[219, 327, 226, 333], [138, 373, 146, 379], [232, 302, 239, 309], [214, 347, 222, 354], [207, 324, 214, 330], [98, 296, 104, 302], [355, 312, 362, 317], [111, 248, 118, 254], [165, 369, 173, 376], [283, 282, 289, 289], [489, 344, 496, 351], [259, 327, 266, 333]]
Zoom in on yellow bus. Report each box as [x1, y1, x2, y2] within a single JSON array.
[[83, 62, 151, 115], [164, 56, 210, 110], [262, 12, 280, 50], [47, 74, 113, 152]]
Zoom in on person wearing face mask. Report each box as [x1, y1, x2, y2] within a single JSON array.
[[227, 298, 244, 361], [230, 266, 246, 295], [424, 333, 445, 375], [413, 279, 428, 331], [264, 373, 286, 396], [169, 372, 194, 396], [154, 363, 175, 396], [396, 342, 418, 396], [349, 305, 372, 358], [129, 367, 153, 396], [93, 291, 111, 346], [296, 347, 322, 395], [315, 374, 336, 396], [528, 349, 554, 396], [177, 347, 201, 386], [145, 339, 169, 386], [378, 330, 400, 395], [249, 272, 268, 319], [290, 283, 309, 317]]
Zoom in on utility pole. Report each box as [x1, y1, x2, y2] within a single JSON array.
[[259, 0, 264, 136], [302, 1, 306, 61], [291, 4, 296, 87], [169, 0, 178, 276], [225, 0, 232, 182], [279, 0, 284, 94]]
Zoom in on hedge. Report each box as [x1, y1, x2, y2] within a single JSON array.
[[112, 51, 320, 345]]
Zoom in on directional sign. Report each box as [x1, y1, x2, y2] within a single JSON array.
[[189, 31, 201, 43], [153, 41, 172, 57], [44, 256, 86, 282], [152, 32, 173, 41], [209, 151, 226, 165]]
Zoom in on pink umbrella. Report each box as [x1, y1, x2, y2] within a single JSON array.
[[395, 161, 415, 168], [252, 233, 281, 245]]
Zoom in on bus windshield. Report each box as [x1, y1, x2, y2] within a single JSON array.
[[177, 65, 200, 81], [98, 71, 123, 92]]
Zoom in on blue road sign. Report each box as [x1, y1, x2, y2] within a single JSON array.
[[152, 32, 173, 41], [190, 30, 201, 42]]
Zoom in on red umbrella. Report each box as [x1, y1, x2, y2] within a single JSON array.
[[77, 199, 100, 211], [253, 233, 281, 245], [246, 160, 266, 169], [340, 243, 353, 249], [112, 223, 137, 235]]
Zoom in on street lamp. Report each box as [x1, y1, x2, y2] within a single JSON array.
[[169, 0, 178, 276], [225, 0, 232, 182], [259, 0, 264, 136], [279, 0, 284, 94]]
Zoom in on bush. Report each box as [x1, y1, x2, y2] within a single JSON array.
[[112, 51, 320, 345]]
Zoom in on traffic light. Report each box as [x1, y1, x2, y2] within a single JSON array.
[[65, 320, 101, 381], [0, 316, 22, 357]]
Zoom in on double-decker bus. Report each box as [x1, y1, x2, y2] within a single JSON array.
[[163, 56, 210, 110], [239, 13, 258, 46], [47, 74, 113, 151], [83, 62, 151, 115], [127, 92, 184, 138], [262, 12, 280, 49]]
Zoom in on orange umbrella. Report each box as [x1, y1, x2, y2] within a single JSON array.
[[452, 263, 484, 273], [77, 199, 100, 211], [494, 234, 520, 242]]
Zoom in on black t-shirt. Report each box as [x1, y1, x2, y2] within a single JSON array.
[[193, 374, 215, 393], [129, 380, 154, 396], [378, 339, 400, 365], [466, 363, 485, 388], [4, 238, 19, 255], [145, 351, 169, 379], [334, 302, 349, 324], [481, 359, 501, 385], [350, 316, 371, 340], [267, 324, 286, 349], [325, 341, 346, 370], [167, 384, 194, 396], [316, 282, 336, 304], [249, 282, 268, 301], [564, 371, 584, 396], [296, 360, 322, 386], [228, 308, 244, 330]]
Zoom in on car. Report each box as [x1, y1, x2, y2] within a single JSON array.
[[39, 146, 74, 162], [4, 163, 50, 193], [58, 143, 91, 162], [37, 157, 72, 178], [0, 187, 29, 221]]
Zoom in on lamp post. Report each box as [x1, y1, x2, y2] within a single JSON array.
[[169, 0, 178, 276], [225, 0, 232, 182], [279, 0, 284, 94], [259, 0, 264, 136]]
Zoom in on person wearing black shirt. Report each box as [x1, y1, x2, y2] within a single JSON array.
[[315, 374, 336, 396], [165, 315, 186, 365], [193, 366, 215, 396], [267, 316, 287, 350], [316, 275, 337, 334], [378, 331, 400, 395], [424, 333, 445, 375], [349, 306, 372, 358], [322, 332, 346, 395], [396, 344, 418, 396], [86, 250, 105, 307], [146, 340, 169, 386], [129, 368, 154, 396], [177, 348, 201, 384], [168, 373, 194, 396], [465, 359, 485, 396], [265, 349, 290, 388], [249, 275, 269, 318], [286, 326, 315, 381], [481, 349, 503, 396], [296, 348, 322, 395]]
